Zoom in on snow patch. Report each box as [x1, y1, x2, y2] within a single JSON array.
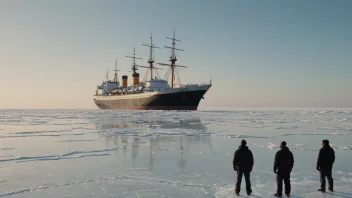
[[268, 142, 280, 149]]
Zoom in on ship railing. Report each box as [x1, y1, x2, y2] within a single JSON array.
[[174, 82, 210, 88], [182, 82, 211, 87]]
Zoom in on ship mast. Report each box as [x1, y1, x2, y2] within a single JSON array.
[[113, 59, 120, 86], [126, 47, 142, 86], [158, 30, 187, 88], [126, 47, 142, 75], [106, 68, 109, 82], [140, 34, 161, 81]]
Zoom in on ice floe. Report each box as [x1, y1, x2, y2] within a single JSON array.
[[0, 148, 15, 151], [55, 139, 104, 142], [330, 144, 352, 150], [0, 175, 215, 197], [0, 147, 117, 163], [227, 135, 272, 139], [267, 142, 318, 151], [276, 126, 300, 129]]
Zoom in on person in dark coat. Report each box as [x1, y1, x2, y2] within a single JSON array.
[[317, 139, 335, 192], [233, 139, 254, 196], [274, 141, 294, 197]]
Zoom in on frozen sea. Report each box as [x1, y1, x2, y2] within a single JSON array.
[[0, 109, 352, 198]]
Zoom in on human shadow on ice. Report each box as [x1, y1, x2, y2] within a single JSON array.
[[247, 195, 263, 198], [236, 195, 263, 198], [287, 195, 304, 198], [326, 191, 352, 198]]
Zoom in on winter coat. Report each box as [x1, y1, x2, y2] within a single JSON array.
[[274, 147, 294, 174], [317, 145, 335, 170], [233, 146, 254, 172]]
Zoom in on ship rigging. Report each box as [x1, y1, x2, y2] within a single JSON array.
[[158, 30, 187, 88], [139, 34, 162, 81]]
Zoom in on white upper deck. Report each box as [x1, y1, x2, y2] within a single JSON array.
[[144, 79, 170, 92]]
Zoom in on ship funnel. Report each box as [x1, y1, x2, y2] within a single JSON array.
[[122, 75, 128, 88], [132, 73, 140, 85]]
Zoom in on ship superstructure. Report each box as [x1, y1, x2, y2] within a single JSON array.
[[93, 31, 211, 110]]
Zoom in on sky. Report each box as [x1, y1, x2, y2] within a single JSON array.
[[0, 0, 351, 109]]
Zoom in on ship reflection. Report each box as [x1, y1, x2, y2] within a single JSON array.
[[95, 118, 207, 131], [96, 118, 211, 171]]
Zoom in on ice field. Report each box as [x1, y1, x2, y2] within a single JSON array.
[[0, 109, 351, 197]]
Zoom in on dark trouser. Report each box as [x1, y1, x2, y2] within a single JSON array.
[[235, 170, 251, 194], [320, 168, 333, 191], [276, 173, 291, 195]]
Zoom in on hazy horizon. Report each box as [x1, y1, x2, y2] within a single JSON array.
[[1, 0, 351, 109]]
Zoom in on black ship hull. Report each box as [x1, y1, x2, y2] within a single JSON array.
[[93, 89, 209, 110]]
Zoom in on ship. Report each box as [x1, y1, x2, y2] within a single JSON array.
[[93, 31, 212, 110]]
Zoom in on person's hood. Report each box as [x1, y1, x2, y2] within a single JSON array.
[[238, 145, 248, 150], [281, 146, 289, 151]]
